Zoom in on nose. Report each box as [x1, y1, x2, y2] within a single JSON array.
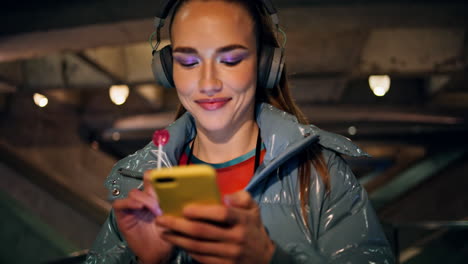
[[198, 61, 222, 96]]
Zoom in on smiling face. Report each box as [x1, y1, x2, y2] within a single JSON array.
[[171, 0, 258, 135]]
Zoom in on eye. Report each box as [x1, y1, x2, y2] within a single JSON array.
[[222, 59, 242, 67], [180, 62, 198, 67], [220, 53, 247, 67], [174, 57, 199, 68]]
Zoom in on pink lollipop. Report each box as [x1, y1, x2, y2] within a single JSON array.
[[152, 129, 170, 169]]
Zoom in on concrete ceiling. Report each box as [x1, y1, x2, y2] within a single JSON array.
[[0, 0, 465, 157], [0, 0, 466, 142]]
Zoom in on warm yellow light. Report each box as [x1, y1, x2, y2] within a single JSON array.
[[348, 126, 357, 135], [368, 75, 391, 97], [33, 93, 48, 107], [109, 85, 129, 105], [112, 132, 121, 141]]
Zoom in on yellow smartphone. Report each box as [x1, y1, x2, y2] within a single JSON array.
[[149, 164, 221, 217]]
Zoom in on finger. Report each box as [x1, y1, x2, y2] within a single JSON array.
[[189, 252, 232, 264], [161, 231, 241, 259], [224, 190, 256, 209], [156, 215, 234, 242], [182, 204, 239, 225], [143, 170, 161, 201], [119, 189, 162, 216], [129, 188, 162, 216], [113, 197, 146, 211]]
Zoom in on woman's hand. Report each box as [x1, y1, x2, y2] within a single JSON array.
[[156, 190, 275, 264], [113, 172, 173, 264]]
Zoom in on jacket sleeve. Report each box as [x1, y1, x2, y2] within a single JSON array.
[[315, 149, 395, 263], [85, 209, 196, 264], [267, 149, 395, 264], [84, 210, 139, 264]]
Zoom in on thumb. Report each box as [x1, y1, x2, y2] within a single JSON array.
[[143, 170, 159, 201], [224, 190, 256, 209]]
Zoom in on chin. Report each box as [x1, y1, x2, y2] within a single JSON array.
[[196, 117, 231, 133]]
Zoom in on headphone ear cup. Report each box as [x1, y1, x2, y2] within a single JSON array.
[[266, 47, 284, 90], [152, 45, 175, 88], [258, 46, 284, 90]]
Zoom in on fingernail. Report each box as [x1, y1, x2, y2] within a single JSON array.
[[156, 206, 163, 216], [223, 195, 231, 206]]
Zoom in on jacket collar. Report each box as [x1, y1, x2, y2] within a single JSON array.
[[160, 103, 320, 189], [155, 103, 367, 190], [162, 103, 313, 164]]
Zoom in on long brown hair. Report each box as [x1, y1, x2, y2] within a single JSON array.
[[170, 0, 330, 225]]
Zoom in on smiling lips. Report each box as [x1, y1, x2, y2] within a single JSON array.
[[195, 97, 232, 111]]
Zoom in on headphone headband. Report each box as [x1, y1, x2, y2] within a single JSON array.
[[155, 0, 178, 20], [154, 0, 279, 28], [151, 0, 285, 90]]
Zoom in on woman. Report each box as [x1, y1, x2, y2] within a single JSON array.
[[86, 0, 395, 263]]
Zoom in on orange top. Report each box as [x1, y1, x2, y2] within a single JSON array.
[[179, 145, 266, 198]]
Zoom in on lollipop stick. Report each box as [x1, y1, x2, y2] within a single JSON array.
[[157, 144, 162, 169]]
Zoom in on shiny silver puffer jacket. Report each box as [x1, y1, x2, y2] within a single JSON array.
[[85, 103, 395, 264]]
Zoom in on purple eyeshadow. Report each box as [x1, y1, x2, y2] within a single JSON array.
[[180, 58, 197, 64], [221, 54, 244, 63], [174, 51, 247, 66]]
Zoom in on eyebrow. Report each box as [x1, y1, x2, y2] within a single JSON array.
[[173, 44, 248, 54]]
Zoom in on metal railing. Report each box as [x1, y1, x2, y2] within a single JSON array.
[[384, 220, 468, 264]]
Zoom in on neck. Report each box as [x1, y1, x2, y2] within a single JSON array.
[[193, 119, 259, 164]]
